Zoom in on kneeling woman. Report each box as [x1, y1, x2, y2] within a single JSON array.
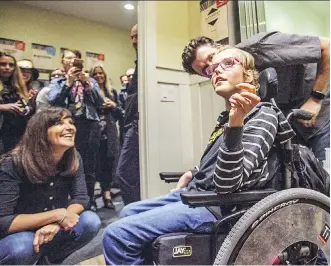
[[0, 107, 101, 265]]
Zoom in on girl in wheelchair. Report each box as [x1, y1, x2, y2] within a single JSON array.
[[102, 47, 299, 265]]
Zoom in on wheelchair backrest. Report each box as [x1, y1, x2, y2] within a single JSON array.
[[258, 67, 278, 102]]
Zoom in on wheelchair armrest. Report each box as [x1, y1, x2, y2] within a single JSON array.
[[159, 172, 184, 183], [180, 189, 277, 207]]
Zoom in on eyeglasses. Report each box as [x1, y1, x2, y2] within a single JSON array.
[[0, 62, 15, 68], [64, 56, 76, 60], [51, 74, 65, 80], [20, 68, 32, 73], [202, 57, 241, 78]]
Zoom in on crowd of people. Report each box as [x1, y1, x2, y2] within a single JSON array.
[[0, 27, 136, 263], [0, 49, 135, 211], [0, 22, 329, 265]]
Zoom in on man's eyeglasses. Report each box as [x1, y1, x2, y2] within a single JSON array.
[[202, 57, 241, 78], [51, 74, 65, 80], [64, 56, 76, 60]]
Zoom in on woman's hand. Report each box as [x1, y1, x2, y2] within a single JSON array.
[[170, 171, 193, 193], [33, 223, 60, 253], [0, 102, 24, 114], [78, 72, 90, 84], [58, 210, 80, 231], [28, 89, 38, 99], [66, 67, 81, 87], [228, 83, 260, 127], [103, 97, 117, 108]]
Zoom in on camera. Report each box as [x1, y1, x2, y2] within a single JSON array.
[[19, 98, 31, 116], [72, 58, 84, 70]]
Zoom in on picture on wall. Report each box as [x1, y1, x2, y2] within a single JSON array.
[[0, 37, 25, 60], [32, 43, 56, 70], [200, 0, 229, 41], [86, 52, 105, 70]]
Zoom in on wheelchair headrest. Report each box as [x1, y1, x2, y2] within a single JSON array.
[[258, 68, 278, 102]]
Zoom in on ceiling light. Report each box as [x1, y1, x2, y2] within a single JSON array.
[[124, 4, 134, 10]]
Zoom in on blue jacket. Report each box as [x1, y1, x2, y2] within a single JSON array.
[[48, 77, 104, 121], [118, 85, 128, 109]]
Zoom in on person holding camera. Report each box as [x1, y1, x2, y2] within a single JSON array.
[[0, 52, 32, 153], [49, 49, 104, 212], [0, 107, 101, 264]]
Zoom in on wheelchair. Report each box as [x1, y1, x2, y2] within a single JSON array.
[[150, 68, 330, 265]]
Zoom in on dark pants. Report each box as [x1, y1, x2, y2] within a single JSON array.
[[119, 118, 125, 146], [1, 114, 27, 153], [116, 122, 140, 205], [308, 121, 330, 161], [75, 119, 101, 201], [98, 136, 120, 192], [2, 135, 22, 153], [0, 211, 101, 264]]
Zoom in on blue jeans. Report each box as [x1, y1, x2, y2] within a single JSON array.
[[0, 211, 101, 265], [116, 123, 140, 205], [102, 190, 217, 265], [309, 121, 330, 161]]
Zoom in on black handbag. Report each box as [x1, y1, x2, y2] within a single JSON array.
[[290, 144, 330, 196]]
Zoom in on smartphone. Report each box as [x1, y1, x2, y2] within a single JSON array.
[[72, 58, 84, 70]]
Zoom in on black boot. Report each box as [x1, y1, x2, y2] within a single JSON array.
[[103, 197, 115, 209], [89, 199, 97, 212]]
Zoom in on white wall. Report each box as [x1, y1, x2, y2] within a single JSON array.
[[0, 1, 136, 89], [140, 67, 225, 198], [139, 1, 227, 198], [264, 1, 330, 37]]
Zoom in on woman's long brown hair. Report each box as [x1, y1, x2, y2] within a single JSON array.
[[0, 52, 29, 100], [2, 107, 79, 183], [90, 65, 114, 98]]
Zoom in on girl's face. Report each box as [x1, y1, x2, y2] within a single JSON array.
[[210, 49, 248, 98], [47, 116, 76, 151], [18, 60, 33, 83], [0, 56, 15, 79], [21, 69, 32, 84], [93, 67, 105, 85]]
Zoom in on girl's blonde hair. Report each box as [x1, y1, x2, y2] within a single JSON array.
[[0, 52, 29, 99], [217, 46, 260, 92]]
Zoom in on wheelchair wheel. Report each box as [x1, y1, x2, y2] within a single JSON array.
[[214, 188, 330, 265]]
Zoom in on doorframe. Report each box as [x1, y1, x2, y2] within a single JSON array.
[[137, 1, 158, 199]]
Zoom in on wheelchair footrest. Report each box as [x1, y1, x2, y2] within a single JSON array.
[[152, 233, 214, 265]]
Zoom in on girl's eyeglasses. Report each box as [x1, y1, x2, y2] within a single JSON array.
[[202, 57, 241, 78]]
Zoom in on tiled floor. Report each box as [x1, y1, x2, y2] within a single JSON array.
[[77, 254, 106, 265], [65, 183, 124, 265]]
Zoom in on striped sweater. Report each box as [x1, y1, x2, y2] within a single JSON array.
[[214, 102, 296, 194], [187, 102, 295, 194]]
